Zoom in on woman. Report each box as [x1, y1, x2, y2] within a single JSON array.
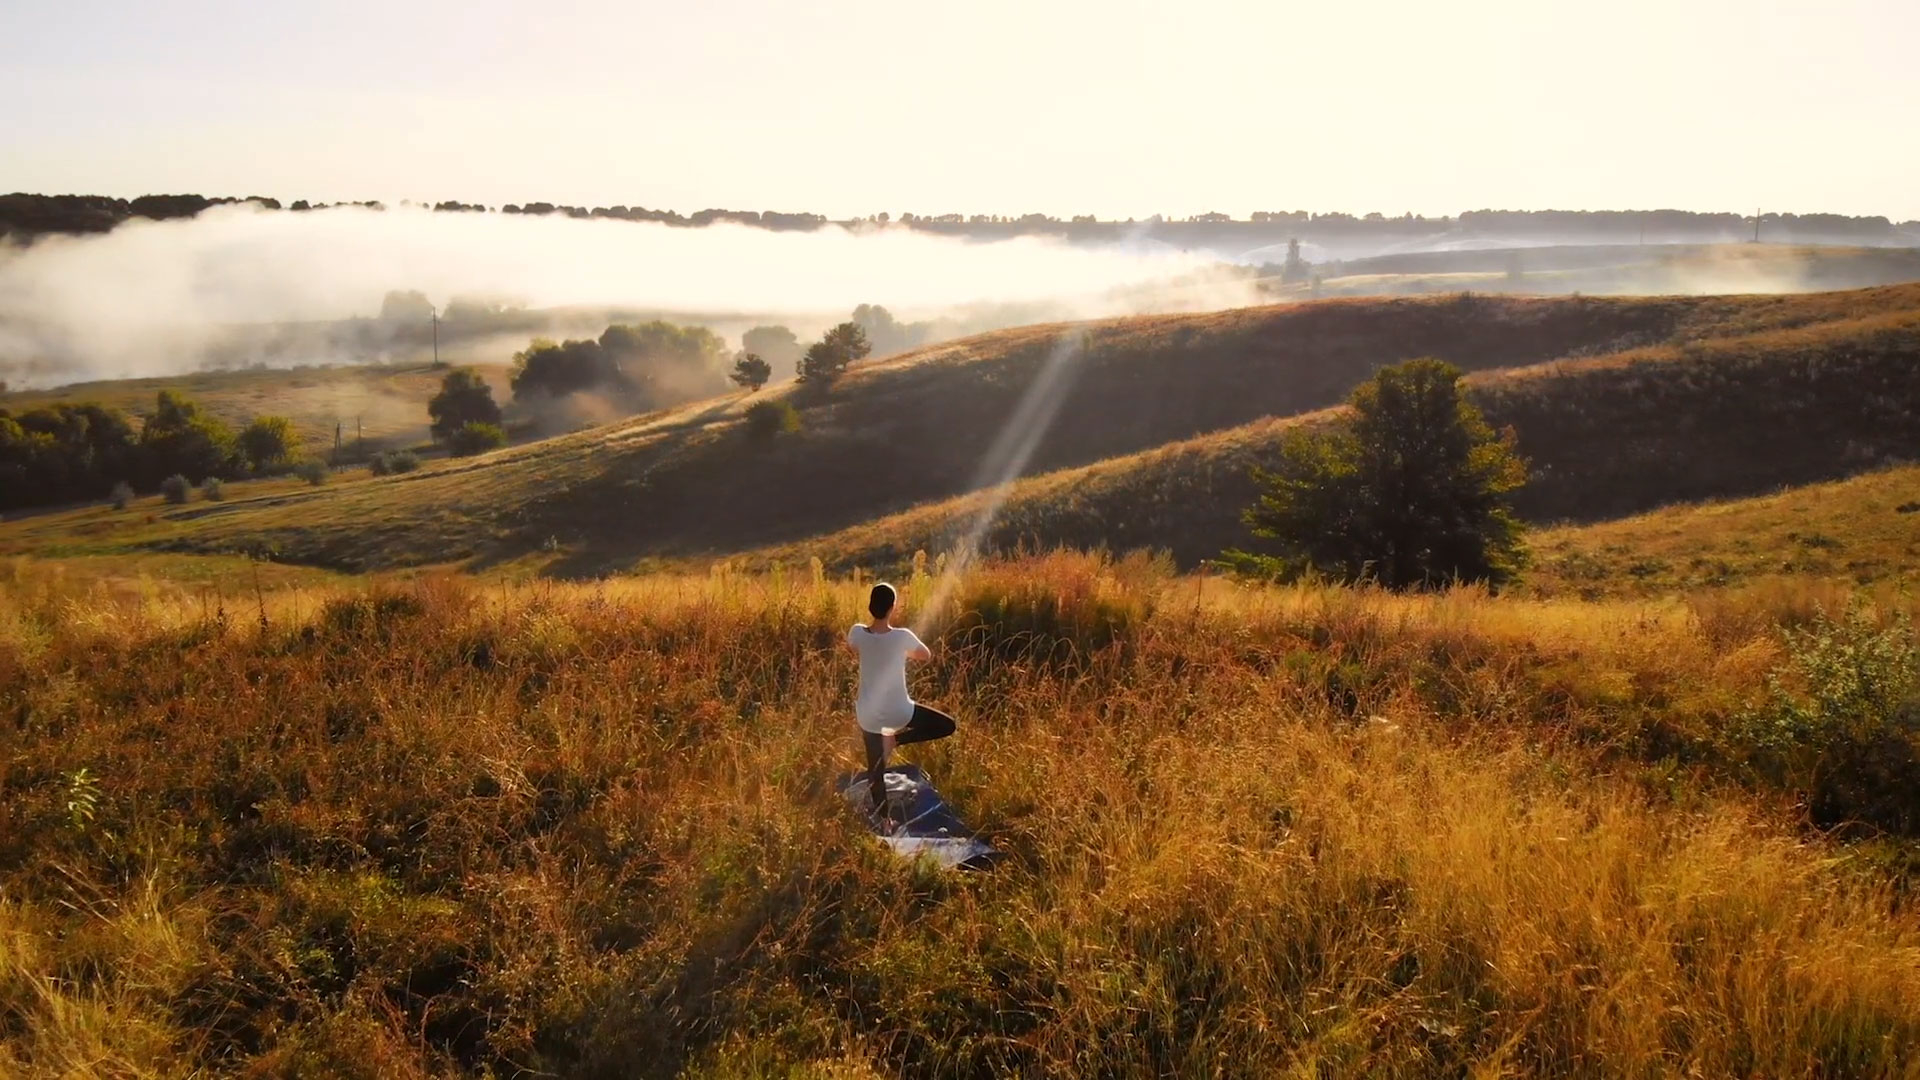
[[845, 582, 956, 821]]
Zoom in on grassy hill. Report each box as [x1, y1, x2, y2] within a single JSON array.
[[1526, 465, 1920, 598], [4, 285, 1919, 574], [758, 303, 1920, 577]]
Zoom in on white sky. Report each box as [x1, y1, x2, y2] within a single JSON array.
[[3, 0, 1916, 220]]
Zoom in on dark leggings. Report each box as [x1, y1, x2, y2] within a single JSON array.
[[863, 703, 956, 809]]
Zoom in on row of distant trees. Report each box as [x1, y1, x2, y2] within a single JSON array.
[[10, 192, 1913, 243], [0, 392, 303, 512]]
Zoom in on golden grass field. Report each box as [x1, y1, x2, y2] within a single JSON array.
[[1, 551, 1917, 1077]]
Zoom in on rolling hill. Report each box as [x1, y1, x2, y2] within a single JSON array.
[[4, 285, 1919, 575]]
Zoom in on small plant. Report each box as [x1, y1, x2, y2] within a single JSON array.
[[160, 473, 192, 504], [109, 481, 134, 510], [64, 767, 101, 833], [447, 421, 507, 456], [296, 461, 329, 486], [201, 476, 226, 501], [745, 399, 801, 440], [1736, 606, 1920, 834]]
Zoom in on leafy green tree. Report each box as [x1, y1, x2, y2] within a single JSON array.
[[239, 415, 301, 473], [0, 402, 139, 510], [1225, 358, 1528, 589], [428, 368, 503, 442], [797, 322, 870, 384], [741, 325, 803, 372], [139, 390, 235, 484], [729, 352, 772, 391]]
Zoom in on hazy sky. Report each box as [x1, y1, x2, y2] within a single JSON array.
[[4, 0, 1916, 220]]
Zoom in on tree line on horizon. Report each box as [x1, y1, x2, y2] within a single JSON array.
[[6, 191, 1915, 243]]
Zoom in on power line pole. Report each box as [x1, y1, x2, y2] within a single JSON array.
[[1753, 208, 1762, 244], [431, 307, 440, 367]]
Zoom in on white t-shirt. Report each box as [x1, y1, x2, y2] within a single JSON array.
[[848, 623, 926, 733]]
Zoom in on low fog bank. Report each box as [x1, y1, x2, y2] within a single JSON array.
[[0, 204, 1259, 389]]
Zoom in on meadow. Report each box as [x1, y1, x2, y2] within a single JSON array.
[[2, 552, 1916, 1077]]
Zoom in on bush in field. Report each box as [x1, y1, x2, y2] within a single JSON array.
[[1225, 358, 1529, 589], [200, 476, 225, 501], [1737, 607, 1920, 834], [744, 399, 800, 439], [447, 421, 507, 456], [159, 473, 191, 504], [295, 461, 328, 486], [369, 450, 421, 476], [428, 368, 503, 443], [109, 481, 134, 510], [238, 414, 301, 474]]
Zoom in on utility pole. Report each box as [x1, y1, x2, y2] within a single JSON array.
[[431, 306, 440, 367], [1753, 208, 1762, 244]]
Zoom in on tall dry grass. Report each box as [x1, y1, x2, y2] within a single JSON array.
[[0, 552, 1916, 1077]]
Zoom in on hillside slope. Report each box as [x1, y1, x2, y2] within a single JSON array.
[[9, 285, 1920, 573], [769, 308, 1920, 573]]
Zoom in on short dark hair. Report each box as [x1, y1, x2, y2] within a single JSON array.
[[868, 582, 897, 619]]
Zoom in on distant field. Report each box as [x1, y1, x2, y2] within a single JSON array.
[[1261, 243, 1920, 302], [0, 359, 514, 456]]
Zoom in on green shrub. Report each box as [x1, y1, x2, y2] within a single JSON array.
[[296, 461, 329, 486], [159, 473, 191, 504], [744, 400, 801, 440], [109, 481, 134, 510], [448, 422, 507, 457], [1736, 607, 1920, 834], [201, 476, 225, 501]]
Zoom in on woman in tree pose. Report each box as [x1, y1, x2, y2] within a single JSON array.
[[845, 582, 956, 822]]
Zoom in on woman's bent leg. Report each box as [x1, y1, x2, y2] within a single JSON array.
[[895, 703, 956, 746]]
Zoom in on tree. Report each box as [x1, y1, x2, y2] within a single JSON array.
[[797, 322, 871, 384], [509, 321, 729, 410], [729, 352, 772, 391], [239, 415, 300, 473], [1224, 358, 1528, 589], [742, 325, 803, 372], [139, 390, 235, 485], [380, 289, 434, 323], [428, 368, 503, 442]]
